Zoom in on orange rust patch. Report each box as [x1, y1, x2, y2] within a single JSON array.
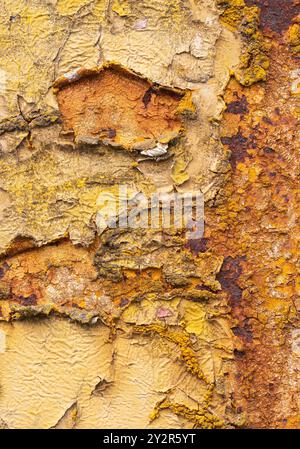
[[55, 65, 185, 149], [0, 238, 177, 322], [0, 232, 222, 327]]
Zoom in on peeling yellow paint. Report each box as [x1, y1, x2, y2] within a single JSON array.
[[1, 0, 296, 430]]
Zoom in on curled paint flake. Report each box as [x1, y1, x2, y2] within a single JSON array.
[[157, 307, 173, 319], [63, 70, 80, 82], [0, 330, 6, 353], [190, 33, 204, 58], [134, 19, 148, 30], [0, 69, 6, 94], [290, 69, 300, 95], [140, 142, 168, 157], [292, 329, 300, 357]]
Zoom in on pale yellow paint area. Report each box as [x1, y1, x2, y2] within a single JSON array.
[[0, 318, 198, 429], [56, 0, 95, 16]]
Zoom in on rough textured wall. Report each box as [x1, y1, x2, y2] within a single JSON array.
[[0, 0, 299, 429]]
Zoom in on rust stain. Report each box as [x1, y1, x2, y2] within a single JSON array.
[[204, 12, 300, 427], [216, 256, 246, 308], [226, 94, 249, 115], [184, 238, 209, 256], [221, 129, 256, 169], [245, 0, 300, 34]]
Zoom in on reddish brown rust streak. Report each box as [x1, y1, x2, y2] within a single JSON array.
[[245, 0, 300, 34], [203, 2, 300, 427], [216, 256, 246, 309]]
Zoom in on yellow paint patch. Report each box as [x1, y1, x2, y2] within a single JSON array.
[[56, 0, 93, 16]]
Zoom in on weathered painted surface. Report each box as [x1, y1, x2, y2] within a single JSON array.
[[0, 0, 299, 429]]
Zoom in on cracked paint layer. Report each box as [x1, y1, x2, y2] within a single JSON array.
[[0, 0, 241, 429], [0, 0, 298, 430]]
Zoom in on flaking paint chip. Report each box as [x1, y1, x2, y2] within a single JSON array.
[[0, 330, 6, 353]]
